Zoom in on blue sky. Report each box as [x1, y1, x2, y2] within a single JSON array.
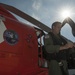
[[0, 0, 75, 41]]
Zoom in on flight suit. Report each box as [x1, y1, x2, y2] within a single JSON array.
[[44, 32, 75, 75]]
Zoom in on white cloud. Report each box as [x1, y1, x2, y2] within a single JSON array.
[[32, 0, 42, 11], [32, 13, 40, 20]]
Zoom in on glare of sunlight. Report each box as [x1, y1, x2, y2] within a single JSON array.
[[61, 9, 72, 19]]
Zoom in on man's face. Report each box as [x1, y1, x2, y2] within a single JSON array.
[[53, 23, 62, 34]]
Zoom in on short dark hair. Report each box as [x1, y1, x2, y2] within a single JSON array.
[[51, 21, 61, 29]]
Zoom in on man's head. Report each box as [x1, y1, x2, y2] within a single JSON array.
[[51, 21, 62, 34]]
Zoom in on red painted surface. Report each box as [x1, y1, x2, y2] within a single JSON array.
[[0, 5, 48, 75]]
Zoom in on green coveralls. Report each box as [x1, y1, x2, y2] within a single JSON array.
[[44, 32, 74, 75]]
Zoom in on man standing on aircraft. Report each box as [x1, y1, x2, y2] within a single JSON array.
[[44, 22, 75, 75]]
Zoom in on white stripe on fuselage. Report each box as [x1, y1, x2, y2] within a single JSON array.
[[0, 19, 6, 43]]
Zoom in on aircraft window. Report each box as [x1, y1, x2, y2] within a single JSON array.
[[3, 30, 18, 45]]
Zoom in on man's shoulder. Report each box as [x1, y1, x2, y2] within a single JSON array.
[[44, 32, 52, 39]]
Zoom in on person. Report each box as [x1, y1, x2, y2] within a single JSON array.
[[43, 21, 75, 75]]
